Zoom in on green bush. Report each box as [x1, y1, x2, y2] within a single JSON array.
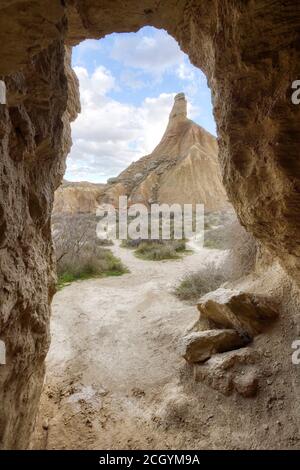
[[127, 237, 187, 261], [135, 242, 179, 260], [53, 213, 127, 288]]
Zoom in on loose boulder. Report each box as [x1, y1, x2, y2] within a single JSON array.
[[179, 329, 249, 363], [193, 348, 259, 397], [197, 288, 279, 337]]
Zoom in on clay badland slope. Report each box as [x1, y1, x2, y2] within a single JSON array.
[[102, 93, 228, 211], [53, 180, 105, 214], [54, 94, 228, 215]]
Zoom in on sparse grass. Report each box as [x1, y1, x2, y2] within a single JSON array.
[[121, 215, 188, 261], [174, 214, 258, 302], [135, 240, 186, 261], [203, 236, 224, 250], [174, 262, 226, 302], [122, 237, 187, 261], [53, 213, 128, 289], [57, 271, 93, 289], [204, 212, 238, 250], [204, 226, 231, 249], [121, 238, 145, 249], [56, 247, 128, 289]]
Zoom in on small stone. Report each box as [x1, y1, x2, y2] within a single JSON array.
[[233, 370, 258, 397]]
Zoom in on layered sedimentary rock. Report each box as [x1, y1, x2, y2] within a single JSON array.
[[53, 180, 105, 214], [197, 289, 279, 337], [0, 0, 300, 449], [102, 93, 228, 211], [179, 329, 248, 363]]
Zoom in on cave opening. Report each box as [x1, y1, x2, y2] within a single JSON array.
[[32, 29, 257, 450]]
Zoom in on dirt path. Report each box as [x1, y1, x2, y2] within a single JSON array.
[[31, 243, 227, 449]]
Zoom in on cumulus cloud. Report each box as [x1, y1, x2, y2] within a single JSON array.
[[73, 39, 103, 66], [74, 66, 117, 107], [176, 62, 195, 81], [110, 29, 183, 76], [119, 69, 147, 90], [66, 66, 176, 183]]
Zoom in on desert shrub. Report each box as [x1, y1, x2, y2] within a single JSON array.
[[121, 238, 148, 249], [134, 238, 186, 261], [121, 214, 187, 260], [52, 213, 127, 287], [223, 220, 257, 279], [175, 217, 258, 302], [204, 226, 231, 249], [203, 210, 241, 249], [174, 262, 226, 302], [135, 241, 180, 260]]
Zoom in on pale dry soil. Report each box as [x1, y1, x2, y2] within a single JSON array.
[[32, 242, 300, 450]]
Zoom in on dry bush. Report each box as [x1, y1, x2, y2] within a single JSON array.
[[174, 261, 226, 302], [122, 238, 186, 260], [52, 213, 126, 286], [204, 211, 240, 249], [121, 216, 187, 260], [175, 216, 258, 302], [222, 220, 258, 280], [135, 240, 186, 260]]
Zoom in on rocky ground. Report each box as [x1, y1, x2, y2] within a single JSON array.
[[31, 240, 300, 450]]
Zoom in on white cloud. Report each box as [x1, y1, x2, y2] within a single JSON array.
[[176, 62, 195, 81], [73, 39, 102, 66], [66, 66, 176, 183], [119, 69, 147, 90], [74, 65, 116, 107], [111, 29, 184, 76]]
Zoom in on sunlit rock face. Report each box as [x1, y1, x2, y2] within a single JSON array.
[[0, 0, 300, 449], [102, 93, 228, 211]]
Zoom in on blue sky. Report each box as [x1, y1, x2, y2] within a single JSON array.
[[66, 27, 215, 183]]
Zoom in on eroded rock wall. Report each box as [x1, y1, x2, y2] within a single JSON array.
[[0, 34, 79, 448], [0, 0, 300, 449]]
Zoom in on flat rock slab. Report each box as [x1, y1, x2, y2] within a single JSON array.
[[193, 347, 259, 397], [179, 329, 248, 363], [197, 288, 278, 337]]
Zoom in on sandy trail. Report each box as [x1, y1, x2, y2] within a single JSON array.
[[32, 242, 225, 449]]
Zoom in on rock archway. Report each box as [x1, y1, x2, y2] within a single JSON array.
[[0, 1, 300, 449]]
